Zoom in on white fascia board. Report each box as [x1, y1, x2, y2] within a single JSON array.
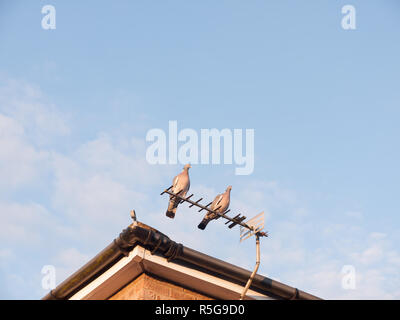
[[69, 245, 273, 300]]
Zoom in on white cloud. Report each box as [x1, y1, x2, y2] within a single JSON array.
[[54, 248, 90, 268], [0, 79, 70, 144], [0, 248, 14, 263], [51, 248, 91, 285], [51, 152, 148, 228], [0, 202, 55, 244], [345, 210, 363, 219], [74, 133, 173, 187], [0, 114, 49, 190], [370, 232, 386, 240], [351, 244, 384, 265]]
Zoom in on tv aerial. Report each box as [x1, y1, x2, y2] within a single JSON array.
[[161, 186, 268, 300]]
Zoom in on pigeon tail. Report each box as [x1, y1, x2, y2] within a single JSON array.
[[166, 197, 179, 219], [166, 210, 175, 218], [198, 218, 210, 230]]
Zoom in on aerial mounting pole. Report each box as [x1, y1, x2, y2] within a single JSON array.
[[240, 232, 261, 300], [238, 211, 266, 300]]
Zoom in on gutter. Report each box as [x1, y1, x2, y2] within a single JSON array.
[[43, 221, 321, 300]]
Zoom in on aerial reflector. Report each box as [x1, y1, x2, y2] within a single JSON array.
[[240, 211, 265, 242]]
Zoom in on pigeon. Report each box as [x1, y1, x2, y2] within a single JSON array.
[[198, 185, 232, 230], [166, 164, 191, 218]]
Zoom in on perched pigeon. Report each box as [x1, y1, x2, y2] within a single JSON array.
[[166, 164, 191, 218], [198, 186, 232, 230]]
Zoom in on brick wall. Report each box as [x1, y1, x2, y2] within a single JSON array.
[[109, 273, 213, 300]]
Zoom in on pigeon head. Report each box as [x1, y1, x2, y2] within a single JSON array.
[[226, 185, 232, 192], [183, 163, 192, 170]]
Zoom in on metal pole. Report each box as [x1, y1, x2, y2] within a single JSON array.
[[240, 233, 260, 300]]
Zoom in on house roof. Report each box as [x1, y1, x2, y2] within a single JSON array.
[[42, 221, 321, 300]]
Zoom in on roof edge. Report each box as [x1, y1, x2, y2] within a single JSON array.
[[42, 221, 321, 300]]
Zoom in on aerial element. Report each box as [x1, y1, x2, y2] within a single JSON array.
[[160, 172, 266, 237], [198, 186, 232, 230], [165, 164, 191, 218], [160, 172, 267, 301]]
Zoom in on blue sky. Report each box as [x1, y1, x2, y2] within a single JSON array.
[[0, 0, 400, 299]]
